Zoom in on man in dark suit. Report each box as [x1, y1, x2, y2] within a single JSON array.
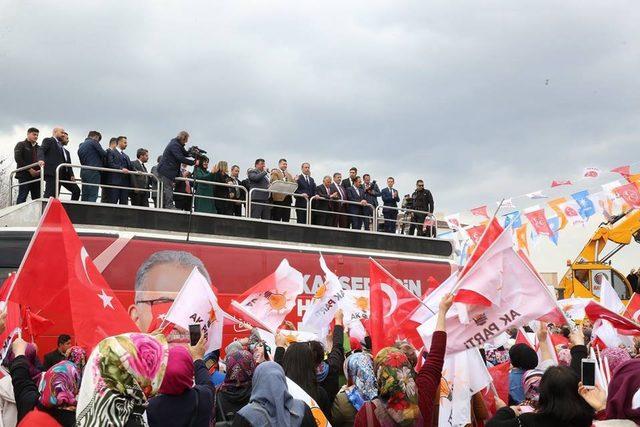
[[157, 131, 196, 209], [410, 179, 435, 237], [381, 177, 400, 233], [346, 176, 368, 230], [294, 162, 316, 224], [341, 167, 358, 189], [44, 334, 72, 370], [362, 174, 380, 231], [59, 131, 81, 200], [105, 136, 132, 204], [313, 176, 335, 227], [38, 127, 67, 198], [330, 173, 348, 228], [130, 148, 150, 207], [101, 138, 117, 203], [13, 127, 42, 204]]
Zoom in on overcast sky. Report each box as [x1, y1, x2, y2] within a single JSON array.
[[1, 1, 639, 274]]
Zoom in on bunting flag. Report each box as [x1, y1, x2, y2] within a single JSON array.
[[602, 180, 623, 193], [547, 197, 568, 230], [498, 198, 516, 209], [559, 199, 586, 226], [572, 190, 596, 219], [466, 224, 486, 245], [230, 259, 304, 334], [611, 165, 631, 181], [547, 216, 560, 246], [7, 199, 138, 349], [583, 167, 601, 178], [300, 256, 346, 336], [613, 182, 640, 208], [502, 211, 522, 229], [470, 205, 490, 219], [524, 208, 554, 237], [164, 267, 225, 352], [516, 224, 529, 254], [551, 179, 572, 188], [526, 191, 548, 200], [445, 214, 462, 230]]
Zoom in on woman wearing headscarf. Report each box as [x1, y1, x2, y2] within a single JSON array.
[[215, 350, 256, 425], [487, 366, 594, 427], [9, 337, 80, 426], [518, 369, 543, 410], [65, 346, 86, 374], [579, 358, 640, 426], [353, 294, 453, 427], [0, 343, 42, 427], [507, 344, 538, 405], [232, 361, 316, 427], [75, 333, 169, 427], [331, 352, 377, 427], [147, 335, 214, 426]]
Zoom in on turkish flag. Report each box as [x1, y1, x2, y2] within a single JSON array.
[[613, 182, 640, 208], [369, 259, 422, 355], [525, 208, 554, 237], [8, 199, 138, 349], [624, 294, 640, 323], [460, 217, 503, 279], [585, 300, 640, 336]]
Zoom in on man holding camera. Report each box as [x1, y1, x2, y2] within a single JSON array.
[[157, 131, 196, 209], [362, 174, 380, 231]]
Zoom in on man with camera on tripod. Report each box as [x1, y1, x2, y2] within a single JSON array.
[[157, 131, 198, 209]]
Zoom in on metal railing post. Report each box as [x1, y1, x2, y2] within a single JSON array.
[[247, 188, 254, 218], [306, 197, 312, 225]]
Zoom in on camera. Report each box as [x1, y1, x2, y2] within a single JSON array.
[[187, 145, 207, 158]]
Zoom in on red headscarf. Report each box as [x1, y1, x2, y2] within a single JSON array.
[[606, 358, 640, 424], [159, 346, 194, 395]]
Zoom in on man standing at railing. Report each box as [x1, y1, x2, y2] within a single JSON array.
[[59, 131, 81, 201], [77, 130, 106, 202], [130, 148, 150, 207], [314, 175, 335, 226], [247, 158, 270, 219], [362, 174, 380, 231], [409, 179, 434, 237], [13, 127, 42, 204], [294, 162, 316, 224], [270, 158, 295, 222], [157, 131, 196, 210], [330, 172, 348, 228], [381, 177, 400, 233], [346, 175, 368, 230], [105, 136, 132, 204], [38, 127, 66, 198]]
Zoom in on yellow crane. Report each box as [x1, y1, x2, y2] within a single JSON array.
[[558, 209, 640, 302]]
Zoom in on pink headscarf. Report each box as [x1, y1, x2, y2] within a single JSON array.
[[606, 359, 640, 424], [158, 346, 194, 395]]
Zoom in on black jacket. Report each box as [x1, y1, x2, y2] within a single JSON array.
[[412, 188, 434, 213], [363, 182, 380, 207], [215, 385, 252, 424], [38, 137, 66, 178], [106, 149, 133, 186], [43, 349, 65, 370], [486, 406, 593, 427], [130, 159, 149, 189], [319, 325, 344, 405], [157, 139, 195, 179], [13, 140, 40, 180], [147, 360, 214, 427], [77, 137, 107, 168]]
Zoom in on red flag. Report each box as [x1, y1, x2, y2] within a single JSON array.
[[624, 294, 640, 323], [369, 259, 422, 355], [460, 217, 503, 278], [515, 328, 534, 348], [613, 182, 640, 208], [7, 199, 138, 349], [21, 307, 54, 342], [585, 300, 640, 336], [481, 361, 510, 417], [551, 179, 572, 187], [611, 165, 631, 181], [466, 224, 486, 245], [524, 208, 554, 237], [470, 205, 489, 219]]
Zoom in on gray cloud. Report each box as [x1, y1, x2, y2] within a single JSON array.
[[1, 0, 639, 214]]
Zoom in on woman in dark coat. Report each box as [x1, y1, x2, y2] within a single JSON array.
[[212, 160, 232, 215], [215, 350, 256, 424]]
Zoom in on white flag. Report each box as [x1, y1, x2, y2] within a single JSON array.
[[558, 199, 586, 226], [341, 290, 371, 326], [300, 256, 346, 336], [164, 267, 224, 353], [410, 272, 458, 324], [287, 378, 332, 427], [598, 275, 626, 315], [583, 167, 601, 178], [438, 348, 492, 427]]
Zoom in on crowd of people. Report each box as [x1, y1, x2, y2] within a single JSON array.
[[627, 269, 640, 294], [13, 127, 436, 236], [0, 294, 639, 427]]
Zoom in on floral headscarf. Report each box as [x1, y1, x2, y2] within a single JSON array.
[[219, 350, 255, 391], [343, 352, 377, 410], [67, 346, 87, 373], [373, 347, 420, 427], [38, 361, 81, 410], [76, 333, 168, 427], [601, 347, 631, 373], [557, 348, 572, 367]]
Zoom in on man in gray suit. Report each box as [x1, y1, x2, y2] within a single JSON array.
[[247, 158, 270, 219], [130, 148, 150, 207]]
